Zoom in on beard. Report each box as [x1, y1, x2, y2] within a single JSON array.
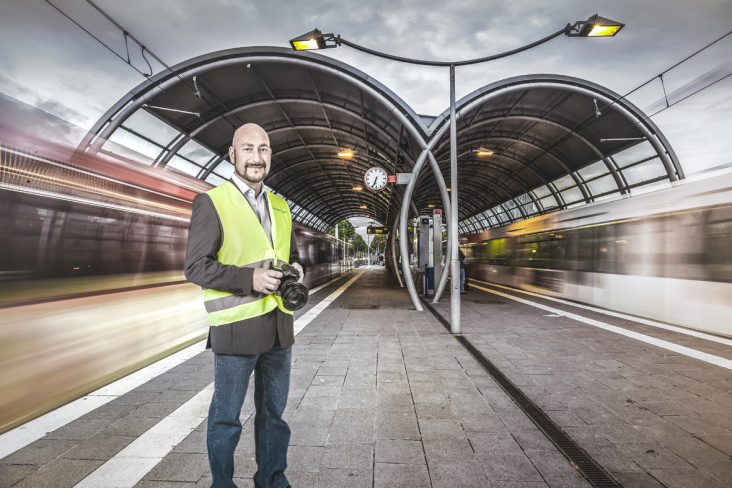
[[236, 164, 266, 183], [233, 154, 267, 184]]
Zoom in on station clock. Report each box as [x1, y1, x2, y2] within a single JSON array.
[[364, 166, 388, 192]]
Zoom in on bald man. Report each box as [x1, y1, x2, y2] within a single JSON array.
[[185, 123, 302, 488]]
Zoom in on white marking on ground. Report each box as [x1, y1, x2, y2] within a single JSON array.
[[74, 268, 366, 487], [472, 279, 732, 347], [75, 384, 213, 488], [470, 282, 732, 370]]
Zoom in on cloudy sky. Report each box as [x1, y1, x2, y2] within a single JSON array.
[[1, 0, 731, 233]]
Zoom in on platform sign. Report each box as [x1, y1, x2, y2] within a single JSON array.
[[433, 209, 442, 216], [367, 226, 389, 235]]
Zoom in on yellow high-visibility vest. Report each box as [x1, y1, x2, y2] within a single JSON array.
[[202, 181, 293, 326]]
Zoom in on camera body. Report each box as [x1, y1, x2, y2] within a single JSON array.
[[269, 262, 309, 311]]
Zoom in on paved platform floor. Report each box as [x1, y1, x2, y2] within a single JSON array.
[[1, 267, 730, 487]]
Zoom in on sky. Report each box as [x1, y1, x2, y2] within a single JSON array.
[[1, 0, 731, 237]]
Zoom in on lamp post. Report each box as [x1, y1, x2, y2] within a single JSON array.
[[289, 14, 623, 334]]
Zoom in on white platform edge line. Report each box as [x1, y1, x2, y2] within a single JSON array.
[[473, 279, 732, 347], [471, 283, 732, 371], [74, 267, 367, 487]]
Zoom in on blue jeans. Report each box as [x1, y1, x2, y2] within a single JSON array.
[[460, 268, 465, 293], [207, 337, 291, 488]]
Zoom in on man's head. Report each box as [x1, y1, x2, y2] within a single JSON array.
[[229, 123, 271, 192]]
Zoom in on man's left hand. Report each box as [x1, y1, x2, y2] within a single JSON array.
[[291, 262, 304, 283]]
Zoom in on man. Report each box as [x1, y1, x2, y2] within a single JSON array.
[[185, 123, 303, 488]]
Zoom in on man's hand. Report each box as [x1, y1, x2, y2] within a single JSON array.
[[252, 268, 283, 294], [291, 262, 304, 283]]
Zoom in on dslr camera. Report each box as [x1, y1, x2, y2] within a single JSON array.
[[269, 262, 309, 311]]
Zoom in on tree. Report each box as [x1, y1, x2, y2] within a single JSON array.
[[328, 220, 356, 243], [352, 234, 367, 254]]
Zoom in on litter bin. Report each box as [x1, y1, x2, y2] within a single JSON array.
[[425, 267, 434, 294]]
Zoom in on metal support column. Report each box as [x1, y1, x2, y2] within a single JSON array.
[[449, 65, 460, 335]]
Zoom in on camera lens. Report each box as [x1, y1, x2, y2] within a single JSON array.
[[281, 281, 309, 311]]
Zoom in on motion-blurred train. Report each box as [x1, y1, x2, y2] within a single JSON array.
[[462, 168, 732, 339], [0, 145, 340, 434]]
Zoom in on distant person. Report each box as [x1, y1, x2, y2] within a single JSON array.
[[459, 249, 467, 294], [185, 123, 303, 488]]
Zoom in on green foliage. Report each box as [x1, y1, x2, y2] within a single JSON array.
[[351, 234, 367, 253], [328, 220, 357, 242]]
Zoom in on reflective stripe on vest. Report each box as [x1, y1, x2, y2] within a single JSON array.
[[202, 181, 293, 326]]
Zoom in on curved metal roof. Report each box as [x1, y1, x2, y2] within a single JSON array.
[[78, 47, 683, 234]]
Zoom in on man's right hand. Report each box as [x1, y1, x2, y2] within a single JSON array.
[[252, 268, 283, 295]]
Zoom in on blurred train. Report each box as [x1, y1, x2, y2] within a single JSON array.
[[462, 168, 732, 338], [0, 145, 340, 434]]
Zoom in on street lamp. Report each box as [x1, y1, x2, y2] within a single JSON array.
[[289, 14, 622, 334]]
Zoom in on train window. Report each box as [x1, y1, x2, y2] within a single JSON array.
[[486, 238, 509, 265], [575, 226, 614, 273], [516, 232, 567, 269], [704, 205, 732, 282]]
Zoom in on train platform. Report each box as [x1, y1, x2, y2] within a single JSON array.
[[1, 266, 731, 488]]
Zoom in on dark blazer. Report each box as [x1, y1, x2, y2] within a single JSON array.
[[184, 183, 303, 355]]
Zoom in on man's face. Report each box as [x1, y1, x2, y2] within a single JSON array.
[[229, 124, 272, 187]]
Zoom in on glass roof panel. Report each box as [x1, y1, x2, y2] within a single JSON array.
[[205, 173, 226, 186], [214, 161, 235, 179], [622, 159, 666, 186], [107, 128, 162, 161], [166, 155, 201, 177], [552, 175, 576, 191], [178, 140, 215, 166], [577, 161, 609, 181], [123, 110, 180, 147]]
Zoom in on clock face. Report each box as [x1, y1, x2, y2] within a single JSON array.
[[364, 166, 388, 192]]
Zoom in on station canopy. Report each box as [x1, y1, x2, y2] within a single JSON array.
[[79, 47, 683, 234]]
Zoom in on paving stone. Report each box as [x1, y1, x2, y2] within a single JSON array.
[[314, 468, 372, 488], [418, 418, 465, 438], [287, 445, 324, 471], [696, 432, 732, 456], [0, 464, 37, 488], [373, 462, 430, 487], [648, 467, 728, 488], [541, 474, 592, 487], [101, 414, 161, 436], [144, 452, 209, 482], [290, 406, 335, 426], [375, 412, 419, 440], [415, 403, 456, 419], [480, 453, 544, 482], [374, 439, 426, 464], [429, 458, 489, 487], [288, 424, 329, 446], [171, 429, 207, 454], [10, 458, 104, 488], [611, 472, 666, 488], [524, 449, 579, 478], [423, 438, 474, 462], [467, 430, 524, 455], [284, 470, 317, 486], [321, 444, 373, 469], [62, 433, 134, 460], [0, 438, 78, 465]]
